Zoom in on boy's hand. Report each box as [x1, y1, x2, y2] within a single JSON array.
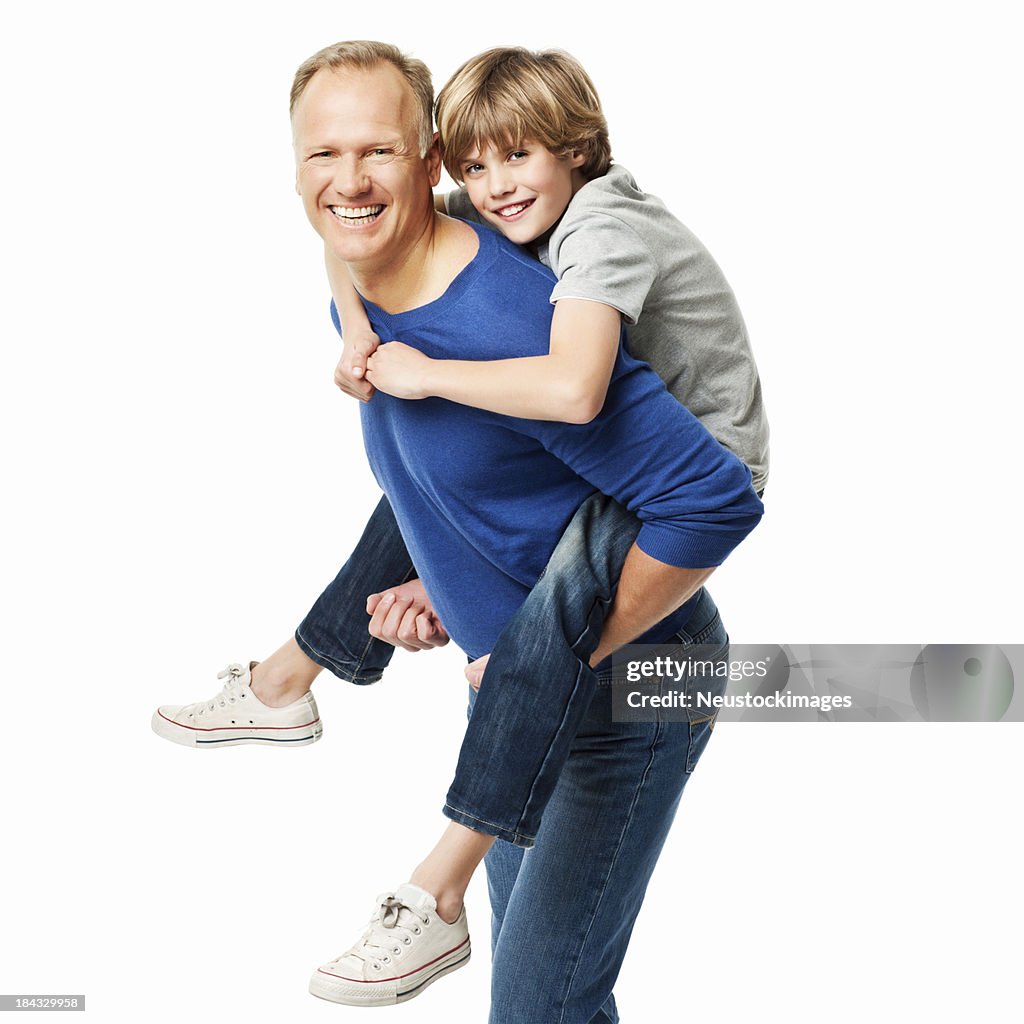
[[335, 330, 381, 401], [365, 341, 433, 400], [465, 653, 490, 692], [366, 578, 450, 652]]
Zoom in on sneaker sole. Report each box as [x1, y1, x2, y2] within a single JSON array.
[[150, 710, 323, 748], [309, 940, 471, 1006]]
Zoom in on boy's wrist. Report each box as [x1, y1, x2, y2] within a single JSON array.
[[419, 357, 446, 400]]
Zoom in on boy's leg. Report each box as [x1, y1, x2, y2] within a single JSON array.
[[444, 492, 641, 848], [295, 494, 415, 684], [151, 495, 414, 747]]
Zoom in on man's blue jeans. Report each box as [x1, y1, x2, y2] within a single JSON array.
[[480, 587, 728, 1023], [296, 490, 676, 847]]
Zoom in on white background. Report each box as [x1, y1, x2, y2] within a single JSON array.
[[2, 1, 1021, 1021]]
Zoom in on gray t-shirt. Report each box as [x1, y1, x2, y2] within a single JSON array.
[[447, 163, 770, 492]]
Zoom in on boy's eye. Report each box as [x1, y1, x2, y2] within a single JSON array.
[[508, 150, 528, 162], [464, 163, 484, 176]]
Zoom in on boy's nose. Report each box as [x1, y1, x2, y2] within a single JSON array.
[[487, 170, 515, 197]]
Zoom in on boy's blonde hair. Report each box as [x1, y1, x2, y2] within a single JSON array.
[[290, 40, 435, 157], [436, 48, 611, 183]]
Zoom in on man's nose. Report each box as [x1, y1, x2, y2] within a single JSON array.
[[332, 155, 370, 197]]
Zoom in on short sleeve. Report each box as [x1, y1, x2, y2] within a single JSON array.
[[445, 187, 484, 225], [548, 216, 658, 326]]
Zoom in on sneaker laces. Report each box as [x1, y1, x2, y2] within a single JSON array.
[[188, 663, 249, 716], [341, 893, 429, 972]]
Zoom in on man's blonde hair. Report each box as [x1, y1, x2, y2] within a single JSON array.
[[435, 48, 612, 183], [290, 40, 434, 156]]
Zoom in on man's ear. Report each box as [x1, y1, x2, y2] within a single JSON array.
[[426, 132, 443, 187]]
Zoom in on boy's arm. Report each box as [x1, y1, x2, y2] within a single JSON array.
[[365, 298, 621, 423], [326, 251, 380, 402]]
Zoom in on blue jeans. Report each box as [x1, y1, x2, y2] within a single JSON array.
[[296, 491, 690, 847], [479, 588, 728, 1023]]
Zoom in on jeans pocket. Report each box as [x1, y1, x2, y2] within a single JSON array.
[[680, 638, 730, 773]]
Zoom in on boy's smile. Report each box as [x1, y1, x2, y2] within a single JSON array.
[[492, 198, 536, 221], [460, 142, 587, 245]]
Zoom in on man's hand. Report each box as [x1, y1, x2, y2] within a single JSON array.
[[365, 341, 434, 400], [465, 653, 490, 691], [464, 548, 714, 688], [587, 547, 715, 667], [335, 330, 381, 402], [366, 577, 450, 652]]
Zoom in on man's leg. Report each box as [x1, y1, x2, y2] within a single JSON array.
[[482, 774, 618, 1023], [444, 492, 641, 848], [488, 590, 728, 1024]]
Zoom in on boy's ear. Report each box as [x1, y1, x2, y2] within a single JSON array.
[[569, 148, 587, 169]]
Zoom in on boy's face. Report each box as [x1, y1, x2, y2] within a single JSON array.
[[458, 141, 586, 245]]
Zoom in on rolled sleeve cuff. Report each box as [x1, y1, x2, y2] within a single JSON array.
[[636, 512, 763, 568]]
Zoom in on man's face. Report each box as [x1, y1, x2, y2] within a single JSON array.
[[292, 64, 440, 269]]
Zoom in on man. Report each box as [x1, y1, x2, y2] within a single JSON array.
[[155, 41, 762, 1021]]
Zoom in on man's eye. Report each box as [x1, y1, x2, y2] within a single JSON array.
[[309, 151, 333, 160], [369, 148, 394, 158]]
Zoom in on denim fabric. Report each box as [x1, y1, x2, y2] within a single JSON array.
[[296, 491, 698, 848], [478, 589, 729, 1023], [294, 496, 414, 684], [444, 492, 660, 848]]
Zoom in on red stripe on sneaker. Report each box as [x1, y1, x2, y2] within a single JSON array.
[[157, 710, 320, 733], [318, 936, 470, 985]]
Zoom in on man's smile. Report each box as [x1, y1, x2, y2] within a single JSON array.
[[329, 204, 386, 226]]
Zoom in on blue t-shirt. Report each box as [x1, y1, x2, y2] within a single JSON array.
[[333, 221, 762, 659]]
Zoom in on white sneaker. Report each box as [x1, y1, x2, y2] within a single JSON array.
[[151, 662, 322, 748], [309, 884, 471, 1006]]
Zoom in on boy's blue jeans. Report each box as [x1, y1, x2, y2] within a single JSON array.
[[295, 490, 681, 848]]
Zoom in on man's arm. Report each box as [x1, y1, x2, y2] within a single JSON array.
[[465, 379, 761, 687], [586, 547, 713, 666], [366, 577, 450, 653], [466, 550, 712, 686]]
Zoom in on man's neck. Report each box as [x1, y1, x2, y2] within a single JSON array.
[[345, 213, 478, 315]]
